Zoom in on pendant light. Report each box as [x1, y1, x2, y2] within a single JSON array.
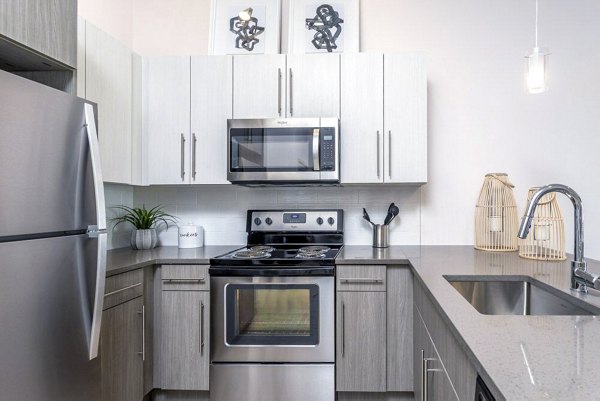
[[526, 0, 549, 93]]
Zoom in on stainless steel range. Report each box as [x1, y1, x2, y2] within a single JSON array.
[[209, 209, 343, 401]]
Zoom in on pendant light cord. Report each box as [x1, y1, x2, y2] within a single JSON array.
[[535, 0, 539, 48]]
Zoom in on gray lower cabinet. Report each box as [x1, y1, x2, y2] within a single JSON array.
[[414, 306, 457, 401], [159, 265, 210, 391], [336, 291, 387, 392], [101, 296, 144, 401], [336, 265, 414, 393], [414, 279, 476, 401], [0, 0, 77, 67]]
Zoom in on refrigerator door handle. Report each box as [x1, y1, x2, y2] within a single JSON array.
[[88, 232, 107, 360], [84, 103, 107, 232]]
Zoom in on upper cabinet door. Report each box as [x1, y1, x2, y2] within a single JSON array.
[[340, 53, 384, 184], [85, 22, 133, 185], [191, 56, 232, 185], [144, 57, 191, 185], [0, 0, 77, 67], [232, 55, 286, 119], [286, 54, 340, 118], [384, 54, 427, 184]]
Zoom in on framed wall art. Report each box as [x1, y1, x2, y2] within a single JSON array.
[[209, 0, 281, 54], [287, 0, 359, 54]]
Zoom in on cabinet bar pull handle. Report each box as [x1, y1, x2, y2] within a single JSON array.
[[200, 301, 205, 354], [104, 282, 142, 297], [138, 305, 145, 361], [388, 130, 392, 179], [162, 278, 205, 284], [341, 302, 345, 357], [277, 68, 282, 116], [340, 278, 384, 284], [377, 131, 381, 178], [289, 68, 294, 116], [180, 133, 186, 181], [192, 133, 197, 180]]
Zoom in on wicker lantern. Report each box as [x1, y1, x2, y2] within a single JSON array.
[[474, 173, 519, 252], [518, 187, 566, 261]]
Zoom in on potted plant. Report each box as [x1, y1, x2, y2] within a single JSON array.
[[112, 205, 178, 250]]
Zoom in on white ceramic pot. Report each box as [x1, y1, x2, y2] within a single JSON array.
[[178, 224, 204, 248], [131, 228, 158, 250]]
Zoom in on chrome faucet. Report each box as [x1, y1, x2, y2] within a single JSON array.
[[517, 184, 600, 293]]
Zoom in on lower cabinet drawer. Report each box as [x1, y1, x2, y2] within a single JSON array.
[[161, 265, 209, 291], [337, 265, 387, 291], [104, 269, 144, 310]]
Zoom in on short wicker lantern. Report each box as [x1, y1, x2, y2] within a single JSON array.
[[474, 173, 519, 252], [518, 187, 566, 261]]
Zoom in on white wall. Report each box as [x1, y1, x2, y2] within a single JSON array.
[[78, 0, 134, 47], [85, 0, 600, 258], [133, 186, 421, 246]]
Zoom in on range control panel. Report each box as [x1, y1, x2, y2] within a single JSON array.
[[249, 210, 343, 232]]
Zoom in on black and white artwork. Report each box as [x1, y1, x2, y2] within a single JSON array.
[[288, 0, 358, 54], [305, 4, 344, 52], [210, 0, 280, 55], [229, 8, 265, 52]]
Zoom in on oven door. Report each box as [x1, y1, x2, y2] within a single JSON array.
[[211, 276, 334, 363], [227, 118, 339, 183]]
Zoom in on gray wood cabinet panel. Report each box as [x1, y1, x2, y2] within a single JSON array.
[[337, 264, 387, 292], [414, 280, 476, 401], [0, 0, 77, 67], [160, 290, 209, 390], [337, 392, 414, 401], [143, 268, 155, 396], [101, 296, 144, 401], [336, 291, 387, 392], [387, 266, 413, 391]]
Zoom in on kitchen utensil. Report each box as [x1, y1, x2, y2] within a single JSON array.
[[384, 203, 395, 225], [388, 204, 400, 224], [373, 224, 389, 248], [363, 208, 374, 226]]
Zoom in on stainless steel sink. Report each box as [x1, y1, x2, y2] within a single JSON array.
[[445, 276, 600, 316]]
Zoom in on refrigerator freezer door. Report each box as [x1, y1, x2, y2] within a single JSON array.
[[0, 70, 102, 238], [0, 233, 105, 401]]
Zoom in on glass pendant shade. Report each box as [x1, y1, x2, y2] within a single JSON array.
[[526, 47, 549, 94]]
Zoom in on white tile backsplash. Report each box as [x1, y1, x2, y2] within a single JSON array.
[[104, 183, 135, 249], [128, 185, 422, 247]]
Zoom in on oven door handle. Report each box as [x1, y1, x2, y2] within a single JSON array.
[[312, 128, 320, 171]]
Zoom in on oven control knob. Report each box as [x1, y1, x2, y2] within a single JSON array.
[[254, 217, 262, 226], [265, 217, 273, 225], [327, 217, 335, 225], [316, 217, 324, 225]]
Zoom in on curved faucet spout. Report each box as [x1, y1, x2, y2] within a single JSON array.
[[517, 184, 592, 293]]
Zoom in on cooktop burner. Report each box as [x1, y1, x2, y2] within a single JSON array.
[[299, 246, 331, 253], [249, 246, 276, 253], [232, 250, 272, 259]]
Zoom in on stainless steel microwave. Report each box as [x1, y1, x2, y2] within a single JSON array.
[[227, 118, 340, 185]]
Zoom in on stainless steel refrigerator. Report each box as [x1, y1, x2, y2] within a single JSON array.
[[0, 70, 107, 400]]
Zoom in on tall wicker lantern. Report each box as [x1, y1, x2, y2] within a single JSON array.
[[474, 173, 519, 252], [518, 187, 566, 261]]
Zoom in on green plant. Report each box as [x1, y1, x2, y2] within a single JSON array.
[[111, 205, 178, 230]]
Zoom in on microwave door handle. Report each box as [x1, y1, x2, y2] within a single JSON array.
[[313, 128, 320, 171]]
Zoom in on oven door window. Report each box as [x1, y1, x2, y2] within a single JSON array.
[[225, 284, 319, 346], [229, 127, 317, 172]]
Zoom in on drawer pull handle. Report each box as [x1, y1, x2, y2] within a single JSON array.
[[162, 278, 206, 284], [340, 278, 384, 284], [104, 282, 142, 297]]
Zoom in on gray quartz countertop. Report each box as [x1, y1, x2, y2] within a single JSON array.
[[106, 245, 240, 276], [335, 245, 410, 264], [408, 246, 600, 401]]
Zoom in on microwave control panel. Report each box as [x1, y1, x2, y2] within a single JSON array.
[[320, 127, 336, 171]]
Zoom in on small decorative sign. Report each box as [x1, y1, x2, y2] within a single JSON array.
[[178, 224, 204, 249]]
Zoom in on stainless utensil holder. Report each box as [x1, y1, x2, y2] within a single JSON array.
[[373, 224, 389, 248]]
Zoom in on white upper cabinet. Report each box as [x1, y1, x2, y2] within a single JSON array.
[[84, 22, 133, 184], [191, 56, 232, 185], [233, 55, 286, 119], [340, 53, 384, 184], [143, 57, 191, 185], [384, 53, 427, 184], [286, 54, 340, 118]]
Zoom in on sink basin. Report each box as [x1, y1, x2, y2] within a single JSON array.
[[445, 276, 600, 316]]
